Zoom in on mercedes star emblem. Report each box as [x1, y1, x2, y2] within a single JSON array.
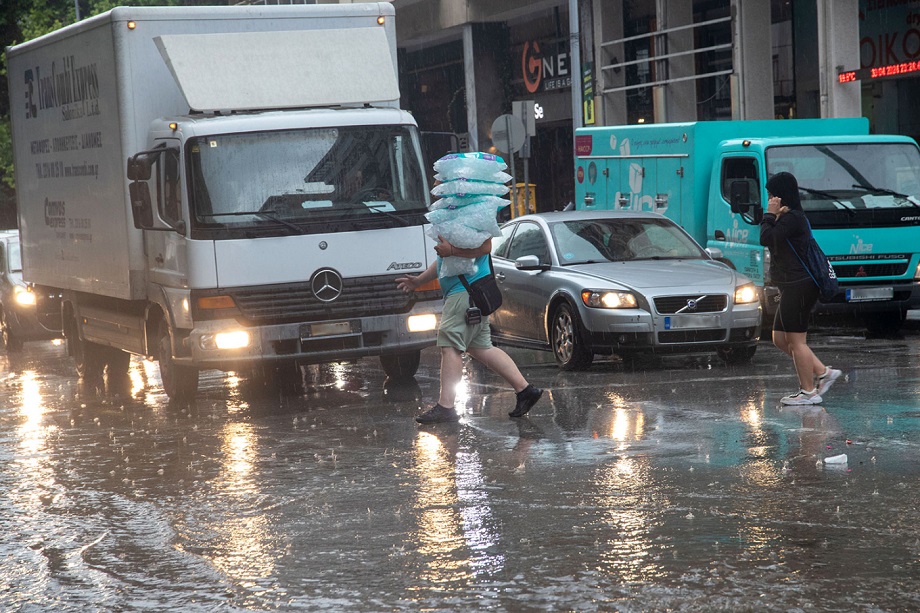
[[311, 268, 343, 302]]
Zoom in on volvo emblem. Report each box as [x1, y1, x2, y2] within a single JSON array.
[[686, 299, 698, 311], [311, 268, 343, 302]]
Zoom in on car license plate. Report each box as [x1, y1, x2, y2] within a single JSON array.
[[845, 287, 893, 302], [304, 321, 353, 338], [663, 314, 721, 330]]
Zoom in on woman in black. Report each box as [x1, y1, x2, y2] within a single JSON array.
[[759, 172, 841, 405]]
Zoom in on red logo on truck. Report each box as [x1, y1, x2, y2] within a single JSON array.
[[575, 135, 593, 156]]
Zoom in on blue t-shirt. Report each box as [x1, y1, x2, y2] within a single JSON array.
[[438, 254, 491, 297]]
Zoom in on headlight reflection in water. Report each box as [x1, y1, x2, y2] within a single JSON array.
[[410, 430, 503, 589]]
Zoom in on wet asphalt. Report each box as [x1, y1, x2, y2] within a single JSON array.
[[1, 322, 919, 612]]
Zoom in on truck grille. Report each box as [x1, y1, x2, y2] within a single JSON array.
[[654, 295, 727, 314], [831, 262, 909, 278], [228, 274, 440, 324]]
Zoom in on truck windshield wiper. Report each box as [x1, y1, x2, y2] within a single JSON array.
[[339, 204, 412, 227], [798, 186, 856, 215], [199, 210, 305, 234], [851, 184, 920, 209]]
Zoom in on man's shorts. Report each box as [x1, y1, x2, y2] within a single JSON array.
[[437, 291, 493, 351]]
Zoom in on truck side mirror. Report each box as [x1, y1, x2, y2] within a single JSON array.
[[728, 179, 763, 225], [127, 153, 155, 181], [127, 149, 184, 233], [729, 180, 751, 213], [129, 181, 154, 228]]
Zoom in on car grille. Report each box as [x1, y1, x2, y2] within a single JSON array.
[[654, 294, 727, 314], [658, 329, 726, 343], [228, 274, 440, 324], [831, 262, 909, 278]]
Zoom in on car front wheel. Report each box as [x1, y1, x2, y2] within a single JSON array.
[[551, 302, 593, 370]]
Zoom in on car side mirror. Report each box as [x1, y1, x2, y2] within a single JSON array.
[[515, 255, 547, 271]]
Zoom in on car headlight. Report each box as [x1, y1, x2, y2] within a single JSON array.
[[13, 286, 36, 307], [582, 290, 638, 309], [734, 283, 758, 304]]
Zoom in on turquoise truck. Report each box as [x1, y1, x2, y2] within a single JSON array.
[[573, 118, 920, 335]]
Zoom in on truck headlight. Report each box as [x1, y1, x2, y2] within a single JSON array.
[[582, 290, 637, 309], [200, 330, 251, 351], [407, 313, 437, 332], [734, 283, 758, 304], [13, 286, 36, 307]]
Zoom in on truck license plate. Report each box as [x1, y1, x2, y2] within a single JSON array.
[[846, 287, 893, 302], [305, 321, 353, 338], [664, 314, 721, 330]]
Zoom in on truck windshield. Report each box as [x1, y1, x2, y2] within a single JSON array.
[[187, 125, 430, 238], [766, 143, 920, 228]]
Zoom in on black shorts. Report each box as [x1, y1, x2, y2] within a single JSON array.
[[774, 278, 819, 333]]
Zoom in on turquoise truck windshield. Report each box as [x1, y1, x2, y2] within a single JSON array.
[[187, 125, 429, 238], [766, 143, 920, 229]]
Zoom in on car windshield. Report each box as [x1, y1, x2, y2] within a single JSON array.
[[7, 241, 21, 272], [551, 218, 706, 264], [186, 125, 429, 237]]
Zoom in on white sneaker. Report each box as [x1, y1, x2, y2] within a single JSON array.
[[781, 389, 823, 405], [816, 367, 842, 396]]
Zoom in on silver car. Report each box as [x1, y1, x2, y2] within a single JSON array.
[[489, 211, 762, 369]]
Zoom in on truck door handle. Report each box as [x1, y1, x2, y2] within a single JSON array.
[[584, 195, 594, 206], [618, 196, 629, 208], [655, 194, 668, 208]]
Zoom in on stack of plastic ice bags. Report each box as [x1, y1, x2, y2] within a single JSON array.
[[427, 152, 512, 277]]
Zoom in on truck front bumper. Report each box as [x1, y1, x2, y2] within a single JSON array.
[[815, 281, 920, 316], [179, 306, 440, 370]]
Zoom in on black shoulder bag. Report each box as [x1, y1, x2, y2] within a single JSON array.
[[786, 219, 839, 301], [458, 256, 503, 316]]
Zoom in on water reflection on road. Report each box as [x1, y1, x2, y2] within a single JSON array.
[[1, 330, 919, 611]]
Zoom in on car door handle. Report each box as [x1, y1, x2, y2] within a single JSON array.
[[495, 272, 505, 281]]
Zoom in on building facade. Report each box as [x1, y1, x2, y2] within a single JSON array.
[[389, 0, 920, 213]]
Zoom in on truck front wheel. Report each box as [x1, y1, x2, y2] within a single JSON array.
[[864, 310, 906, 338], [157, 320, 199, 401], [67, 318, 106, 380], [380, 351, 421, 380]]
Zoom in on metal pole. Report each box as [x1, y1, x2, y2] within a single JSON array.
[[505, 115, 518, 218], [74, 0, 81, 21], [569, 0, 582, 130]]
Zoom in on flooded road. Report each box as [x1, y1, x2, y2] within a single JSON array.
[[1, 327, 919, 611]]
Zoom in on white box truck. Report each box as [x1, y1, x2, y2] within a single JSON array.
[[6, 4, 442, 399]]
